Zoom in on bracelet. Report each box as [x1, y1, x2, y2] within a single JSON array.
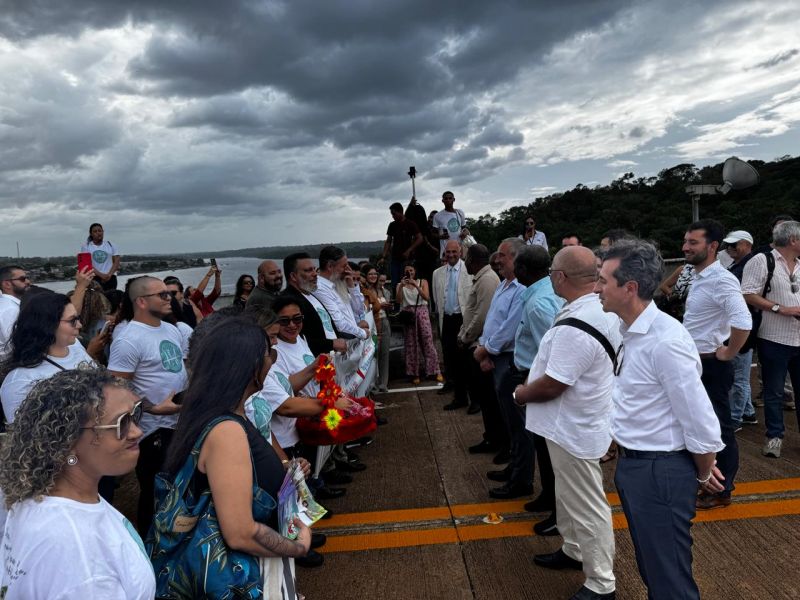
[[696, 472, 712, 484]]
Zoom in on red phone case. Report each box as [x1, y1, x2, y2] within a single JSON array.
[[77, 252, 93, 272]]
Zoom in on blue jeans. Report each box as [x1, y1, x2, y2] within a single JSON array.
[[730, 349, 754, 425], [758, 339, 800, 439]]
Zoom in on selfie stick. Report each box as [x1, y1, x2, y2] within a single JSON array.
[[408, 166, 416, 198]]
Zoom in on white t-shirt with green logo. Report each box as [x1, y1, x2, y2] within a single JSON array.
[[0, 496, 155, 599], [304, 293, 337, 340], [108, 321, 188, 437], [260, 336, 319, 448], [432, 208, 466, 256], [80, 240, 119, 275]]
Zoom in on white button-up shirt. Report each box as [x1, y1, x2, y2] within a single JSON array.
[[741, 249, 800, 347], [0, 293, 21, 358], [682, 260, 752, 354], [525, 294, 621, 459], [611, 301, 724, 454], [312, 276, 367, 340]]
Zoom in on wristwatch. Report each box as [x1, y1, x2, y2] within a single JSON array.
[[771, 304, 780, 313]]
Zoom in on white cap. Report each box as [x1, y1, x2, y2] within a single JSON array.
[[723, 230, 753, 244]]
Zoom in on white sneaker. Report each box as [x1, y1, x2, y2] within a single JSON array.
[[762, 437, 782, 458]]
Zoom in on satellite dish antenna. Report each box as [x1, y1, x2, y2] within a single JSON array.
[[685, 156, 760, 221]]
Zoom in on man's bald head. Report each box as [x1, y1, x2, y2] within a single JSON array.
[[444, 239, 461, 266], [552, 246, 599, 280], [128, 276, 161, 301], [258, 260, 283, 291]]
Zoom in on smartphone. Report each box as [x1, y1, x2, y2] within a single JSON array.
[[77, 252, 92, 272], [210, 258, 218, 269]]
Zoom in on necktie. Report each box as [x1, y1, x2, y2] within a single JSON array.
[[445, 266, 458, 314]]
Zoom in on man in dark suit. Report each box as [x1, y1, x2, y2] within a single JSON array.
[[280, 252, 348, 356]]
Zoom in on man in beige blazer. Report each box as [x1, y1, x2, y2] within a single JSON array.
[[432, 239, 474, 410]]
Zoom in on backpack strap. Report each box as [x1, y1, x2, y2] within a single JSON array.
[[552, 317, 617, 371], [172, 415, 244, 493]]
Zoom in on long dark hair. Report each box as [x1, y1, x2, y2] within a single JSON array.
[[87, 222, 102, 244], [235, 274, 255, 299], [2, 292, 69, 375], [164, 317, 269, 476]]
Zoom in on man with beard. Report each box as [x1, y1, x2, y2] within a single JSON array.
[[280, 253, 347, 356], [246, 260, 283, 312], [0, 265, 31, 358], [681, 219, 751, 510], [108, 276, 188, 535], [313, 246, 370, 341]]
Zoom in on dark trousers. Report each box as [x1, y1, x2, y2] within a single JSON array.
[[468, 350, 508, 449], [100, 275, 118, 291], [390, 260, 404, 292], [615, 452, 700, 600], [494, 354, 534, 486], [758, 338, 800, 439], [441, 314, 468, 404], [135, 427, 174, 536], [700, 356, 737, 497]]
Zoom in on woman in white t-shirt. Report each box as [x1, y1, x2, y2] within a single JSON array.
[[80, 222, 121, 291], [1, 292, 102, 423], [0, 368, 155, 599]]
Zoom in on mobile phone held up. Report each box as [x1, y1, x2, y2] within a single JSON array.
[[210, 257, 218, 269], [77, 252, 92, 273]]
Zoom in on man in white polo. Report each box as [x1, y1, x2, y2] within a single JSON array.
[[515, 246, 620, 600]]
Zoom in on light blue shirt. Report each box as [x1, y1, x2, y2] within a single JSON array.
[[444, 264, 461, 315], [514, 277, 564, 370], [479, 278, 525, 355]]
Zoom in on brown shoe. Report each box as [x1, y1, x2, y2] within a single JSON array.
[[696, 494, 731, 510]]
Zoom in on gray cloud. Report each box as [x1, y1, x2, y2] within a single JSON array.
[[753, 48, 799, 70]]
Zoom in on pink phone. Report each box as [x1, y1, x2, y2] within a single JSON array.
[[77, 252, 92, 272]]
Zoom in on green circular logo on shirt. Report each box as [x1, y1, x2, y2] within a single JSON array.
[[303, 354, 315, 365], [275, 372, 293, 395], [317, 308, 334, 333], [92, 249, 109, 263], [159, 340, 183, 373], [447, 216, 460, 233]]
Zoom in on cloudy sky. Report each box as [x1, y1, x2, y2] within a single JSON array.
[[1, 0, 798, 256]]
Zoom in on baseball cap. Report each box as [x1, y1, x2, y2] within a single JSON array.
[[722, 230, 753, 244]]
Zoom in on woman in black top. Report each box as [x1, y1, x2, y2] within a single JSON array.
[[233, 274, 256, 308], [163, 317, 311, 569]]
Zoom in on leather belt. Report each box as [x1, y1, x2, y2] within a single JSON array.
[[618, 446, 689, 459]]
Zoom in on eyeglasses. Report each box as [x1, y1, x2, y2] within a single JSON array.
[[613, 343, 625, 376], [3, 275, 30, 282], [276, 314, 304, 326], [243, 281, 254, 286], [139, 291, 172, 301], [81, 401, 143, 440], [61, 316, 82, 327], [548, 268, 567, 278]]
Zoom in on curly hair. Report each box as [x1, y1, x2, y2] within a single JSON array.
[[0, 368, 128, 507]]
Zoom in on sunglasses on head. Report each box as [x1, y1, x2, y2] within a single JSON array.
[[277, 314, 304, 326], [81, 400, 143, 440]]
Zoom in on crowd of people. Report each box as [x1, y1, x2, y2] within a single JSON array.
[[0, 198, 797, 599]]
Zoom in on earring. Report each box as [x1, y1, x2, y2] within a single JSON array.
[[66, 455, 78, 466]]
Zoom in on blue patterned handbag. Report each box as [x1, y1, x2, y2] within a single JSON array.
[[145, 415, 277, 599]]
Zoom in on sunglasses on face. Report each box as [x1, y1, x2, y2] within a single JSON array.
[[61, 316, 82, 327], [4, 275, 30, 282], [277, 314, 304, 326], [81, 401, 143, 440], [139, 291, 172, 301]]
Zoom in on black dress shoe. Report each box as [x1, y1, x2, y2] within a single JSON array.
[[488, 482, 533, 499], [296, 549, 324, 568], [310, 532, 327, 549], [335, 459, 367, 472], [569, 585, 615, 599], [492, 449, 511, 464], [443, 401, 467, 411], [524, 495, 555, 513], [533, 548, 582, 571], [323, 470, 353, 485], [315, 485, 346, 500], [437, 382, 455, 395], [533, 513, 559, 536], [467, 404, 481, 414], [468, 440, 498, 454], [486, 468, 511, 482]]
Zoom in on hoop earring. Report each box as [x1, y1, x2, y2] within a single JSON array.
[[66, 455, 79, 466]]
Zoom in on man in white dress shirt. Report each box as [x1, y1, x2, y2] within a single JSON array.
[[681, 219, 751, 510], [515, 246, 619, 600], [313, 246, 369, 341], [595, 239, 724, 600], [0, 265, 31, 358], [432, 239, 473, 410]]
